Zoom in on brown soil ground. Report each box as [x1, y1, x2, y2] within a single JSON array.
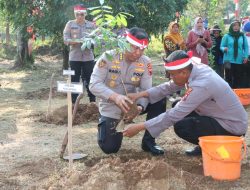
[[1, 55, 250, 190]]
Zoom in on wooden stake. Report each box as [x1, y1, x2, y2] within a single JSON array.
[[46, 73, 55, 120], [59, 93, 83, 158], [67, 76, 73, 170]]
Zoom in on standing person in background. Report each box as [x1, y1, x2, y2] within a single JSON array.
[[63, 4, 96, 103], [242, 21, 250, 88], [186, 17, 212, 65], [210, 25, 224, 78], [163, 22, 186, 57], [220, 20, 248, 88], [163, 22, 186, 100]]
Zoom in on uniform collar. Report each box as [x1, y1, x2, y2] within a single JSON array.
[[187, 63, 196, 86]]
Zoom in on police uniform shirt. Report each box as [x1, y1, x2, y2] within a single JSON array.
[[145, 63, 248, 138], [63, 20, 96, 62], [89, 50, 152, 119]]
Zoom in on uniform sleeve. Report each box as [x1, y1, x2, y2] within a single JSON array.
[[89, 54, 115, 100], [137, 62, 153, 109], [63, 21, 71, 45], [186, 31, 197, 49], [147, 80, 184, 104], [145, 86, 210, 138]]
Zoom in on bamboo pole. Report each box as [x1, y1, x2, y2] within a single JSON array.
[[59, 93, 83, 158], [46, 73, 55, 120]]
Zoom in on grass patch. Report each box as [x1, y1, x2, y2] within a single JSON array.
[[0, 44, 16, 60], [145, 36, 165, 58]]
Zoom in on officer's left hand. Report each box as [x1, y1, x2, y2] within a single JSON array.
[[123, 123, 145, 137], [114, 94, 133, 113], [127, 93, 139, 102]]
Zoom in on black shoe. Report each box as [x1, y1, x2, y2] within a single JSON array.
[[89, 98, 96, 102], [185, 146, 202, 156], [141, 141, 164, 156]]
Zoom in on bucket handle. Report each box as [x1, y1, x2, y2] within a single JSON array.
[[199, 140, 246, 163]]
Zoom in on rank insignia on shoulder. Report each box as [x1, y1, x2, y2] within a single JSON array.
[[98, 60, 107, 68], [119, 53, 123, 61], [109, 80, 116, 88]]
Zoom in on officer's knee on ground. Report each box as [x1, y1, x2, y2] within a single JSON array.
[[98, 132, 123, 154], [97, 119, 123, 154]]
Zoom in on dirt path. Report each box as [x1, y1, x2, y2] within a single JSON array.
[[1, 55, 250, 190]]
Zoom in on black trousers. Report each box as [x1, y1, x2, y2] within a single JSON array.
[[174, 111, 236, 145], [214, 64, 224, 79], [225, 63, 245, 88], [242, 57, 250, 88], [70, 60, 96, 103], [97, 98, 167, 154]]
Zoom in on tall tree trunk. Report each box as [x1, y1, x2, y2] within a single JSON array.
[[6, 22, 10, 45], [13, 30, 33, 69], [62, 45, 69, 69], [42, 35, 45, 41]]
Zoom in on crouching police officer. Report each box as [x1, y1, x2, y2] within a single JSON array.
[[89, 27, 165, 155], [123, 50, 248, 156]]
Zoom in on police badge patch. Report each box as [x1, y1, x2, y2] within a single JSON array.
[[182, 88, 193, 101], [109, 80, 116, 88], [131, 77, 140, 86], [98, 60, 107, 68]]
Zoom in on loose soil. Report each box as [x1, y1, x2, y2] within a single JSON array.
[[1, 54, 250, 190]]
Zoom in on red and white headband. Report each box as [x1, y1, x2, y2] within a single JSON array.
[[74, 5, 87, 14], [164, 51, 201, 70], [125, 32, 149, 49]]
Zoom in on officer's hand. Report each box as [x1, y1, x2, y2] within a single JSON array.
[[243, 59, 248, 64], [123, 123, 145, 137], [224, 47, 228, 53], [123, 105, 142, 123], [114, 94, 133, 113], [127, 93, 139, 102]]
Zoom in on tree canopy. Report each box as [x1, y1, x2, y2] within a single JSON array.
[[0, 0, 188, 68]]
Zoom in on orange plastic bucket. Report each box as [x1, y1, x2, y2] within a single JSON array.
[[233, 88, 250, 106], [199, 136, 246, 180]]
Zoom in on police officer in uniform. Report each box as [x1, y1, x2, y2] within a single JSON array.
[[89, 27, 165, 155], [63, 4, 96, 103], [123, 50, 248, 156]]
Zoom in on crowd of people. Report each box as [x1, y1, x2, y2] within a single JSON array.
[[163, 17, 250, 89], [63, 4, 249, 157]]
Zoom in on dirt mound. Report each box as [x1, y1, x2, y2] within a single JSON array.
[[44, 157, 189, 190], [25, 87, 65, 100], [39, 103, 99, 125]]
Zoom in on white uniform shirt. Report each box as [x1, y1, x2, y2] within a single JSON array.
[[145, 63, 248, 137], [90, 50, 152, 119]]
